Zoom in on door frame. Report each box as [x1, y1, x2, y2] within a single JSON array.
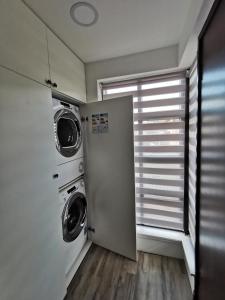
[[195, 0, 222, 298]]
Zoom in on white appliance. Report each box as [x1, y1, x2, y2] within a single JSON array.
[[57, 157, 84, 189], [52, 98, 83, 166], [59, 177, 88, 286]]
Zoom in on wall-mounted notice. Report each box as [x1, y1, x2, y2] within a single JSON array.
[[92, 113, 100, 134], [92, 113, 108, 134]]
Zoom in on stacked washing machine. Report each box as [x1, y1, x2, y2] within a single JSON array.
[[52, 98, 88, 288]]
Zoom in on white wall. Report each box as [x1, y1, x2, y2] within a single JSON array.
[[85, 45, 178, 102], [178, 0, 204, 65], [179, 0, 216, 67], [85, 0, 216, 102]]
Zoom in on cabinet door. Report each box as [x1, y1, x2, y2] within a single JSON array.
[[0, 67, 66, 300], [0, 0, 50, 85], [81, 96, 137, 260], [47, 29, 86, 102]]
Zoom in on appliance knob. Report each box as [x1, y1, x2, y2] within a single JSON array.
[[79, 162, 84, 173], [53, 173, 59, 179]]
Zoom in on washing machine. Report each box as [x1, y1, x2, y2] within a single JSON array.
[[52, 98, 83, 166], [59, 177, 88, 286]]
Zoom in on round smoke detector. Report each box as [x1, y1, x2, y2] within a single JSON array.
[[70, 2, 99, 27]]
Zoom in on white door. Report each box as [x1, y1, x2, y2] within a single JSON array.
[[0, 0, 50, 85], [0, 67, 66, 300], [81, 96, 137, 260], [47, 29, 86, 103]]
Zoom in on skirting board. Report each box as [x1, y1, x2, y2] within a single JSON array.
[[184, 256, 195, 292], [65, 240, 92, 289], [137, 235, 184, 259]]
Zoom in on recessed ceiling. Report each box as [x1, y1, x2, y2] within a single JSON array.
[[24, 0, 193, 63], [70, 2, 99, 27]]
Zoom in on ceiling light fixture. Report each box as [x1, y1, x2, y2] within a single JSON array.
[[70, 2, 99, 27]]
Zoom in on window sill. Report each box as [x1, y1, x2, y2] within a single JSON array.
[[136, 225, 195, 276]]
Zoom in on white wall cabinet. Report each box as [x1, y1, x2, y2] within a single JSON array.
[[0, 0, 86, 102], [0, 0, 50, 85], [0, 66, 66, 300], [47, 29, 86, 102]]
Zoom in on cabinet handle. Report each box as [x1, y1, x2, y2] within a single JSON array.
[[53, 173, 59, 179], [45, 79, 52, 85], [52, 82, 58, 88]]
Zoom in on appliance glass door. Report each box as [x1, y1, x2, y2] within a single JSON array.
[[62, 192, 87, 242], [55, 109, 82, 157], [57, 117, 77, 147]]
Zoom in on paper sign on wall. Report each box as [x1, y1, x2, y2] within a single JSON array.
[[92, 113, 108, 133]]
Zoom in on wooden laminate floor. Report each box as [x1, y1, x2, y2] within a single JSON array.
[[66, 244, 192, 300]]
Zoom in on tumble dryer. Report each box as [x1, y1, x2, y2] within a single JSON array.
[[59, 177, 88, 286], [52, 98, 83, 166]]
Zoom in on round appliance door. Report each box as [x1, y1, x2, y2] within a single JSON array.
[[54, 109, 82, 157], [62, 192, 87, 242]]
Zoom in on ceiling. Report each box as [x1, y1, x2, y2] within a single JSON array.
[[24, 0, 194, 63]]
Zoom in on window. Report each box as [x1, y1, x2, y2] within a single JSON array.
[[101, 71, 187, 231]]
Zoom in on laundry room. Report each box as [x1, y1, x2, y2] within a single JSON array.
[[0, 0, 225, 300]]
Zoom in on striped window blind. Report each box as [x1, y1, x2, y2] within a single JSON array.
[[101, 71, 187, 231], [189, 60, 198, 246]]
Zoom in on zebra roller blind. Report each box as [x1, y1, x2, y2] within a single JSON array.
[[189, 60, 198, 246], [102, 71, 187, 231]]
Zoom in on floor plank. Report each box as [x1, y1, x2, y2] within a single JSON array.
[[66, 244, 192, 300]]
